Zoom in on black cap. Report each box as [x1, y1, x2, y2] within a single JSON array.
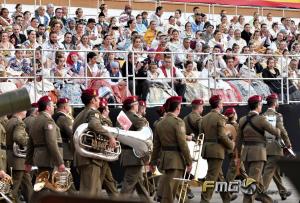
[[98, 12, 105, 17]]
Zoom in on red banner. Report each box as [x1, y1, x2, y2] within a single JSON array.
[[169, 0, 300, 9]]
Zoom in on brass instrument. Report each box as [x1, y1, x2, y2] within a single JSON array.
[[34, 169, 73, 192], [12, 143, 27, 158], [73, 123, 122, 161], [175, 133, 207, 203], [73, 123, 153, 161], [0, 173, 13, 203]]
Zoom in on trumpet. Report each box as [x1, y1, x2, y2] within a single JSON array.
[[176, 133, 207, 203], [34, 169, 73, 192]]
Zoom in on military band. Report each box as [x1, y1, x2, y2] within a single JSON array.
[[0, 89, 296, 203]]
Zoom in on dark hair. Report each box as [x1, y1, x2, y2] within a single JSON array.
[[64, 32, 72, 37], [127, 19, 134, 27], [267, 99, 276, 107], [99, 3, 106, 11], [175, 9, 182, 15], [184, 60, 193, 68], [15, 4, 22, 9], [38, 100, 50, 112], [249, 102, 259, 110], [267, 57, 275, 65], [38, 23, 45, 28], [122, 103, 131, 111], [156, 6, 163, 14], [81, 94, 94, 106], [210, 101, 219, 109], [193, 6, 199, 12], [167, 102, 180, 112], [55, 8, 62, 13], [87, 52, 97, 62]]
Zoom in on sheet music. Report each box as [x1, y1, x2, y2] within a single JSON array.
[[117, 110, 132, 131]]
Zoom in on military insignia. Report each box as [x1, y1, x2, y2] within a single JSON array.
[[48, 124, 53, 130], [95, 113, 100, 118]]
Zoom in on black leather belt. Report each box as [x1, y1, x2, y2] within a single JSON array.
[[162, 146, 180, 151], [243, 141, 266, 147], [34, 143, 63, 148]]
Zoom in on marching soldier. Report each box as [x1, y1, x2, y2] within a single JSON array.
[[98, 98, 118, 196], [184, 98, 203, 141], [273, 168, 291, 200], [224, 107, 247, 182], [6, 111, 33, 202], [236, 95, 281, 203], [72, 89, 116, 196], [52, 98, 74, 168], [200, 95, 234, 203], [150, 96, 192, 203], [116, 96, 150, 200], [24, 103, 39, 134], [25, 96, 65, 184], [261, 93, 292, 201]]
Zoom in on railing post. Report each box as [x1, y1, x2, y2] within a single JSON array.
[[132, 51, 136, 96]]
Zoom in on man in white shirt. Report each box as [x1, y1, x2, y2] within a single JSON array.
[[227, 29, 247, 52], [174, 38, 192, 67], [149, 6, 164, 28], [42, 31, 64, 60], [158, 54, 186, 100]]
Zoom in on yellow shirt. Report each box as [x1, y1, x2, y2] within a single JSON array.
[[144, 28, 156, 46]]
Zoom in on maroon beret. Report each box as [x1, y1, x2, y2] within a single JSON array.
[[191, 99, 204, 106], [209, 95, 222, 106], [156, 106, 165, 116], [123, 96, 139, 106], [99, 98, 108, 108], [266, 93, 278, 102], [57, 98, 69, 105], [248, 95, 262, 104], [139, 100, 146, 107], [224, 107, 236, 117], [31, 103, 38, 108], [164, 96, 182, 111], [82, 88, 98, 98], [38, 96, 52, 105]]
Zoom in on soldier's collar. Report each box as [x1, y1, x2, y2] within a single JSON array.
[[267, 108, 276, 112], [249, 110, 259, 115], [41, 111, 52, 118]]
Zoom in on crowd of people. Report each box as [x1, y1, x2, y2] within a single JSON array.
[[0, 3, 300, 105]]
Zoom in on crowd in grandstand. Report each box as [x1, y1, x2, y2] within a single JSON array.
[[0, 3, 300, 105]]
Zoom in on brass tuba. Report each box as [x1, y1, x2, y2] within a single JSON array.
[[0, 174, 13, 203], [73, 123, 122, 161], [13, 143, 27, 158], [34, 169, 73, 192], [73, 123, 153, 161]]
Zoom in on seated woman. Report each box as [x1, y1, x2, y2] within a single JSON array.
[[199, 57, 241, 104], [0, 31, 15, 59], [66, 51, 85, 83], [147, 62, 177, 106], [239, 57, 271, 99], [0, 8, 12, 28], [107, 61, 131, 103], [262, 57, 300, 101], [221, 56, 255, 102], [51, 54, 82, 104], [183, 60, 209, 102]]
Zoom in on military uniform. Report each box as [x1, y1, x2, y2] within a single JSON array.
[[0, 122, 6, 173], [6, 116, 33, 202], [183, 111, 202, 139], [26, 111, 63, 171], [73, 106, 111, 196], [24, 114, 36, 134], [200, 109, 234, 203], [262, 108, 291, 196], [237, 96, 281, 203], [53, 111, 74, 167], [99, 114, 118, 196], [151, 111, 192, 203], [117, 110, 149, 198]]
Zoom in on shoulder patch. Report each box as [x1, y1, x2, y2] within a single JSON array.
[[48, 124, 53, 130], [95, 113, 100, 118]]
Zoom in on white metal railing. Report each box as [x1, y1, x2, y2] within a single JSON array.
[[0, 48, 298, 106]]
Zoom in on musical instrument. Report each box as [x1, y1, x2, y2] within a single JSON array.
[[278, 138, 296, 158], [34, 169, 73, 192], [176, 133, 207, 203], [0, 173, 13, 203], [73, 123, 153, 161], [13, 143, 27, 158]]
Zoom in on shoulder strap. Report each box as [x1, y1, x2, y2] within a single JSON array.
[[241, 114, 265, 136]]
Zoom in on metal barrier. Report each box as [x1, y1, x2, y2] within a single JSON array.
[[0, 48, 298, 106]]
